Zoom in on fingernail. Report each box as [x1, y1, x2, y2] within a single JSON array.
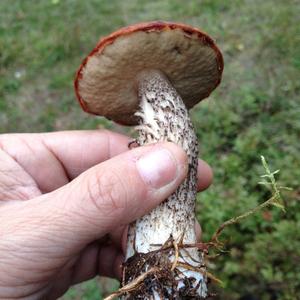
[[137, 148, 181, 189]]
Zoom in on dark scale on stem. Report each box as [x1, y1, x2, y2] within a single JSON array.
[[123, 70, 207, 299]]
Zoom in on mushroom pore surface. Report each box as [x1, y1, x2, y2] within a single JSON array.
[[76, 27, 222, 124]]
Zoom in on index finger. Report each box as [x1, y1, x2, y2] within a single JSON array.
[[0, 130, 130, 193], [42, 130, 130, 178]]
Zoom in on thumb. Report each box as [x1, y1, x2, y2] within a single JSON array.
[[59, 142, 188, 243], [9, 142, 188, 250]]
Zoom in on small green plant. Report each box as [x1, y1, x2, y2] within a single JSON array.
[[258, 156, 291, 209], [211, 155, 289, 247], [195, 155, 292, 299]]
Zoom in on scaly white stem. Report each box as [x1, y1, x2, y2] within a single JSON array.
[[123, 70, 207, 299]]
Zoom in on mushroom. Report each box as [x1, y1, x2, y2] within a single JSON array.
[[75, 21, 223, 299]]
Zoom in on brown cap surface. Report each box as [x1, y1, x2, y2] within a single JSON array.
[[75, 21, 224, 125]]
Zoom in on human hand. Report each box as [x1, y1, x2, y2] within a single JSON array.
[[0, 130, 212, 299]]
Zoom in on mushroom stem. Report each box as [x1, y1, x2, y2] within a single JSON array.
[[123, 70, 207, 299]]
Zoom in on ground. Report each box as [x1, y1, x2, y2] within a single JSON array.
[[1, 0, 299, 299]]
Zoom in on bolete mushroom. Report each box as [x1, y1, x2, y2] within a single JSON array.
[[75, 21, 223, 299]]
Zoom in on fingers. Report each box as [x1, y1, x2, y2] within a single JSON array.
[[0, 131, 212, 196], [1, 142, 188, 257], [197, 159, 213, 191], [47, 242, 124, 300], [70, 241, 122, 284], [40, 130, 130, 179], [0, 130, 130, 193]]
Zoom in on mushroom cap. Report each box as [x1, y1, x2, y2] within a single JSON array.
[[74, 21, 224, 125]]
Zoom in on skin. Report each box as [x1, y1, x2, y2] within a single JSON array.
[[0, 130, 212, 300]]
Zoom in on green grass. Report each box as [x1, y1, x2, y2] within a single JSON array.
[[1, 0, 300, 299]]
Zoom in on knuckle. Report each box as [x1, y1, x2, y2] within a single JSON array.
[[86, 168, 130, 216]]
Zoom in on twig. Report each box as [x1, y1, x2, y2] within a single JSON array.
[[104, 267, 159, 300], [171, 240, 179, 271], [211, 194, 277, 243], [176, 262, 223, 285]]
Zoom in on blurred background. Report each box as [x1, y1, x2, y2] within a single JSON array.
[[1, 0, 299, 299]]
